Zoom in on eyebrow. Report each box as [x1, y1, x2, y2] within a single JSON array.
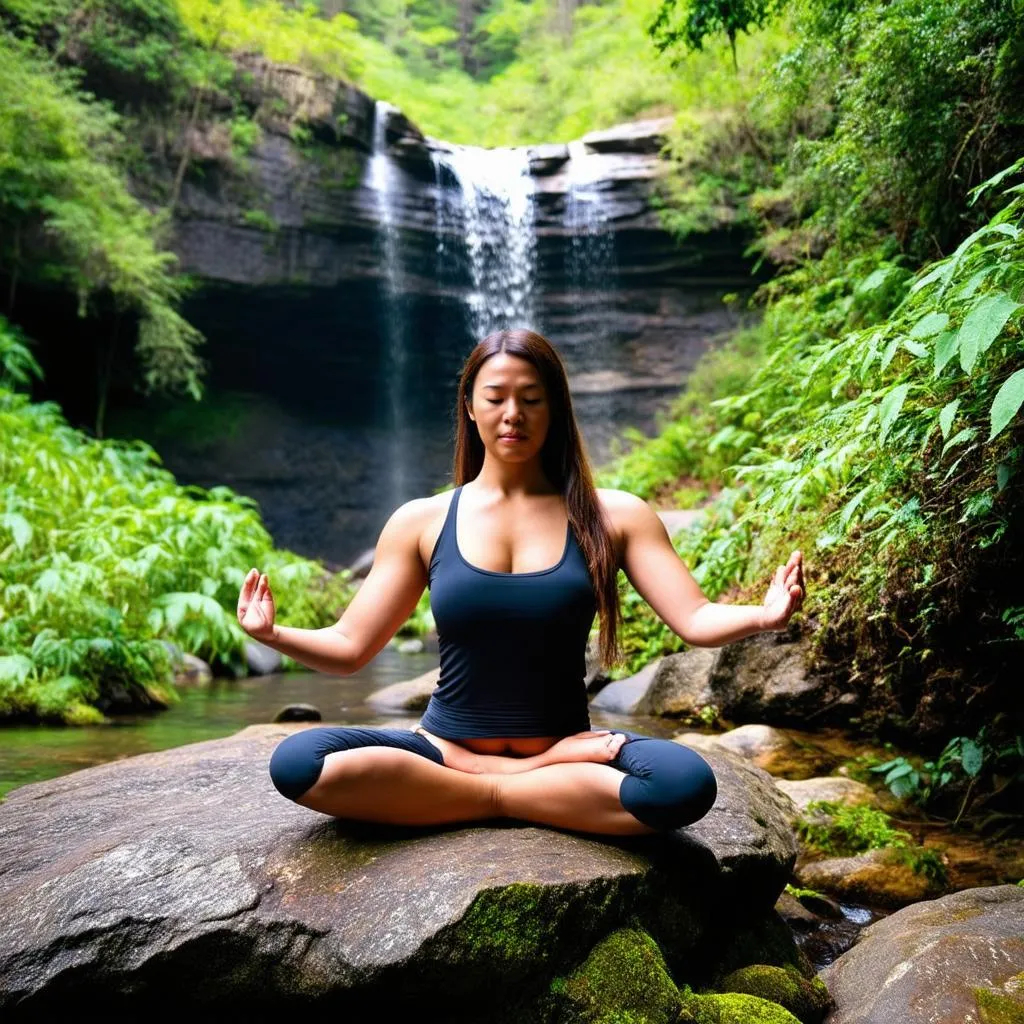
[[482, 382, 542, 389]]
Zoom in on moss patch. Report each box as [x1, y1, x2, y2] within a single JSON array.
[[680, 991, 804, 1023], [549, 927, 682, 1024], [719, 964, 833, 1024], [976, 985, 1024, 1024]]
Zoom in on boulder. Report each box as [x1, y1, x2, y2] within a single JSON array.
[[584, 634, 612, 693], [637, 648, 718, 718], [718, 964, 833, 1024], [708, 634, 834, 727], [0, 725, 797, 1017], [245, 639, 283, 676], [774, 778, 877, 820], [580, 116, 676, 155], [821, 884, 1024, 1024], [366, 666, 440, 712], [273, 703, 322, 723], [589, 659, 662, 714], [794, 848, 947, 909], [174, 652, 213, 686], [676, 725, 833, 779]]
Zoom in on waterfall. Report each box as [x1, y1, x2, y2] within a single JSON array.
[[431, 144, 538, 340], [564, 139, 619, 356], [365, 100, 409, 510]]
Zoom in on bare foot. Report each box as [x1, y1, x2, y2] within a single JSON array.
[[542, 730, 628, 765]]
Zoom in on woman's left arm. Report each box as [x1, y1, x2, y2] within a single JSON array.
[[613, 491, 804, 647]]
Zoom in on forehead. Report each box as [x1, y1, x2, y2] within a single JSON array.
[[475, 352, 542, 388]]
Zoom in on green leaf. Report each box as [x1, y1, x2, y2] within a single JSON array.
[[941, 427, 976, 458], [960, 739, 984, 778], [909, 312, 949, 339], [0, 512, 32, 551], [838, 484, 874, 532], [958, 293, 1021, 374], [878, 383, 911, 444], [933, 330, 958, 376], [938, 399, 960, 441], [988, 368, 1024, 441], [880, 335, 901, 373], [902, 338, 928, 358]]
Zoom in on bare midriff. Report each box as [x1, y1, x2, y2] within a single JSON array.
[[455, 735, 562, 756], [417, 730, 561, 757]]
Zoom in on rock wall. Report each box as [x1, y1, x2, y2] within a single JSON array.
[[125, 62, 762, 562]]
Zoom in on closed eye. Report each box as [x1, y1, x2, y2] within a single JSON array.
[[487, 399, 541, 405]]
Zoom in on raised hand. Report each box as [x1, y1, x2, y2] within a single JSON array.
[[237, 568, 277, 642], [761, 550, 805, 632]]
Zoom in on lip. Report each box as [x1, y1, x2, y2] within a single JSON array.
[[500, 434, 527, 442]]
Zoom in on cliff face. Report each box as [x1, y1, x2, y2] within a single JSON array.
[[142, 61, 759, 563]]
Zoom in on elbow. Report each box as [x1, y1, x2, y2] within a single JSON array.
[[675, 599, 712, 647]]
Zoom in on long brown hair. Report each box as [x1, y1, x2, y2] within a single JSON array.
[[452, 328, 622, 670]]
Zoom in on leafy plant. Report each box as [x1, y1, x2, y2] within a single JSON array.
[[796, 800, 948, 883]]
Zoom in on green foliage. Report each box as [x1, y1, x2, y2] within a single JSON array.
[[0, 32, 205, 398], [242, 208, 279, 233], [649, 0, 789, 71], [870, 726, 1024, 823], [796, 800, 911, 854], [796, 800, 948, 883], [0, 318, 358, 723], [396, 588, 435, 638], [760, 0, 1024, 259], [606, 156, 1024, 714]]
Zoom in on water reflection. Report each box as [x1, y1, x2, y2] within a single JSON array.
[[0, 647, 439, 797]]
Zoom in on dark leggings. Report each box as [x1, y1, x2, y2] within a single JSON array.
[[268, 726, 717, 832]]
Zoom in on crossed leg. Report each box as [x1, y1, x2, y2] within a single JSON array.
[[268, 726, 717, 837]]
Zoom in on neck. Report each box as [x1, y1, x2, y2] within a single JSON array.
[[470, 455, 556, 497]]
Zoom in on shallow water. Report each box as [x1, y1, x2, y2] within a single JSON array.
[[0, 652, 685, 798], [0, 647, 439, 798]]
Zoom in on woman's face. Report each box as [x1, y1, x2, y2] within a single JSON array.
[[466, 352, 551, 461]]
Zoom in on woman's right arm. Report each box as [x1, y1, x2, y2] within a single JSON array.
[[245, 499, 432, 676]]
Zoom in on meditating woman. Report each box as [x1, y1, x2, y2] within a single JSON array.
[[238, 328, 805, 836]]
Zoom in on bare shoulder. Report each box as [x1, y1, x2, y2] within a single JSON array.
[[381, 489, 457, 572], [594, 488, 663, 560], [595, 487, 658, 529]]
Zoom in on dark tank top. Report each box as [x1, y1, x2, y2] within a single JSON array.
[[418, 484, 598, 739]]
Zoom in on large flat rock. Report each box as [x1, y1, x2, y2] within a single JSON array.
[[0, 724, 796, 1017]]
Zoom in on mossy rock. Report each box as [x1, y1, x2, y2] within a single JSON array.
[[679, 991, 803, 1023], [719, 964, 833, 1023], [705, 911, 816, 982], [975, 982, 1024, 1024], [548, 928, 683, 1024]]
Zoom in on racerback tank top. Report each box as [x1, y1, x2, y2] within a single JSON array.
[[418, 484, 598, 739]]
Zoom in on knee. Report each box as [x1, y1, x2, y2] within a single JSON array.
[[619, 743, 718, 832], [673, 751, 718, 826], [268, 730, 326, 802]]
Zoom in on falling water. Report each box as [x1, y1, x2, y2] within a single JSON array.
[[431, 145, 538, 339], [564, 139, 619, 359], [365, 100, 409, 510]]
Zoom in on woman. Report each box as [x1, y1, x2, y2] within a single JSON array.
[[238, 329, 805, 836]]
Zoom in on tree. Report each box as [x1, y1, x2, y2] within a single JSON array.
[[648, 0, 788, 71]]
